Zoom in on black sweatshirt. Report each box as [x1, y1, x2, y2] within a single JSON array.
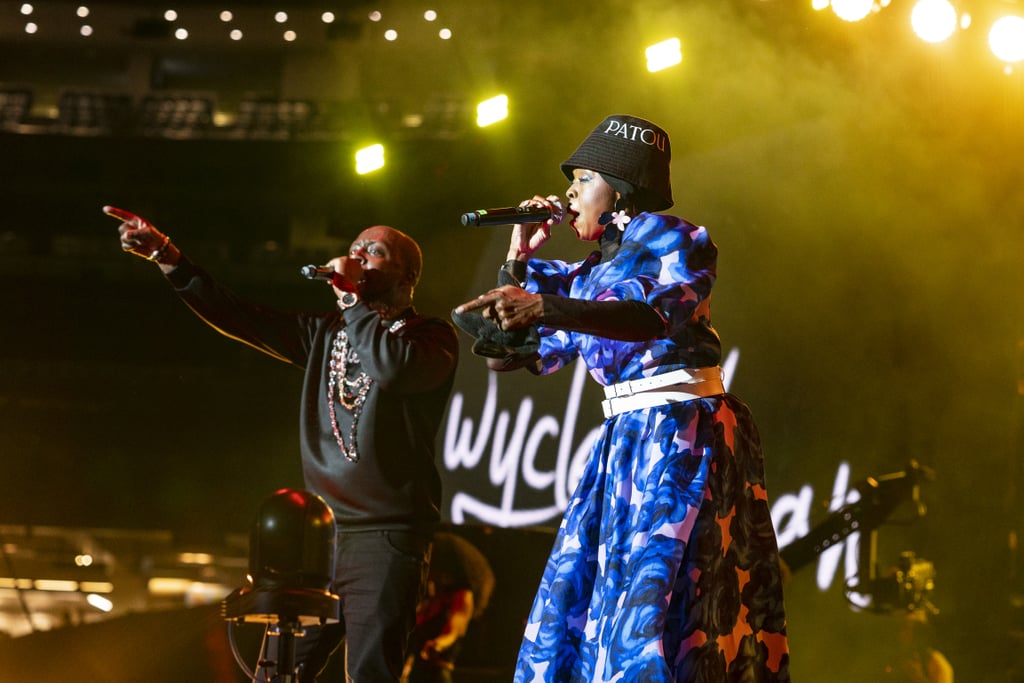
[[167, 257, 459, 533]]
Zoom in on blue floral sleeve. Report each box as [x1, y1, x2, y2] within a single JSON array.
[[638, 219, 718, 340], [525, 258, 581, 375], [593, 216, 715, 315]]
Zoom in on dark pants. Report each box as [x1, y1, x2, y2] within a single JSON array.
[[293, 529, 431, 682]]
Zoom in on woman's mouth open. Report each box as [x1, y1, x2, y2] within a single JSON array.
[[567, 207, 580, 228]]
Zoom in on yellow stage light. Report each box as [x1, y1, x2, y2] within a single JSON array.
[[86, 594, 113, 612], [646, 38, 682, 73], [911, 0, 958, 43], [832, 0, 874, 22], [34, 579, 78, 592], [79, 581, 114, 593], [989, 15, 1024, 63], [477, 95, 508, 127], [355, 144, 385, 174]]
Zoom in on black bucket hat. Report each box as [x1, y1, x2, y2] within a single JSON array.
[[560, 114, 673, 211]]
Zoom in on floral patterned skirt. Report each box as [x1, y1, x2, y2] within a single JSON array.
[[514, 395, 790, 682]]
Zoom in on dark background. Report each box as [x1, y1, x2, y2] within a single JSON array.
[[1, 0, 1022, 679]]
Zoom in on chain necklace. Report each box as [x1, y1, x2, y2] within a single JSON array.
[[327, 329, 372, 462], [326, 317, 408, 463]]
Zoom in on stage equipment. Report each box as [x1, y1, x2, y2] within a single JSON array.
[[222, 488, 340, 683], [780, 460, 940, 614], [856, 550, 937, 615]]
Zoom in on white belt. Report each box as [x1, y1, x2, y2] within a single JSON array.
[[601, 367, 725, 418]]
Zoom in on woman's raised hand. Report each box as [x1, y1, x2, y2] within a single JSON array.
[[507, 194, 563, 262]]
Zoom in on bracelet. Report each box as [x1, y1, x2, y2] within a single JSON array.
[[147, 235, 171, 262]]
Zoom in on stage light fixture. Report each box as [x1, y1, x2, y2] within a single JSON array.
[[34, 579, 78, 592], [79, 581, 113, 593], [86, 593, 113, 612], [356, 144, 385, 174], [178, 552, 214, 565], [148, 576, 192, 595], [832, 0, 874, 22], [911, 0, 958, 43], [222, 489, 340, 682], [646, 38, 682, 73], [476, 94, 508, 127], [989, 15, 1024, 63]]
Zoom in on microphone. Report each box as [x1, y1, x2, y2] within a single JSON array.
[[299, 264, 360, 292], [301, 265, 359, 293], [461, 204, 562, 227], [301, 265, 336, 282]]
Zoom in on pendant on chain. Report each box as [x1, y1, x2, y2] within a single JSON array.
[[327, 329, 372, 462]]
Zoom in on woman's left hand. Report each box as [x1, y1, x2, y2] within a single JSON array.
[[455, 285, 543, 330]]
